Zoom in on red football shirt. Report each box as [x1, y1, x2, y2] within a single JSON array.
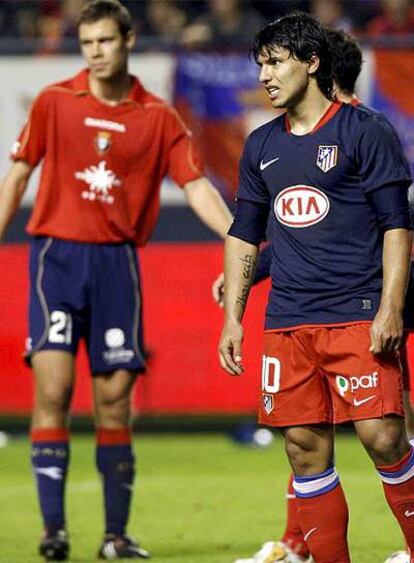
[[12, 69, 204, 246]]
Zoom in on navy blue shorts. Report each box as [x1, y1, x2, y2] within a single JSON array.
[[26, 237, 145, 374]]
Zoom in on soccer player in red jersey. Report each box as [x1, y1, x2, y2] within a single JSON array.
[[219, 13, 414, 563], [0, 1, 232, 561]]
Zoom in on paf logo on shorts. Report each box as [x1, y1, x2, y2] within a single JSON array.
[[336, 376, 349, 397], [317, 145, 338, 173], [335, 372, 379, 397], [274, 185, 330, 228]]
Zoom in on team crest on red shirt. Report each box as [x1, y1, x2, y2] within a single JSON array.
[[316, 145, 338, 173], [95, 131, 112, 154]]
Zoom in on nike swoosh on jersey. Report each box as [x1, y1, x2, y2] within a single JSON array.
[[405, 509, 414, 517], [353, 395, 376, 407], [260, 157, 280, 171]]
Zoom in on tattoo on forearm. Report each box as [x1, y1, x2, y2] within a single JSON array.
[[235, 254, 256, 308], [236, 284, 249, 308], [239, 254, 256, 280]]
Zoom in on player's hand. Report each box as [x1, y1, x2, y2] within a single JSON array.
[[219, 319, 244, 375], [369, 306, 403, 354], [212, 272, 224, 307]]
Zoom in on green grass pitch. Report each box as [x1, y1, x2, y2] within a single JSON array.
[[0, 432, 404, 562]]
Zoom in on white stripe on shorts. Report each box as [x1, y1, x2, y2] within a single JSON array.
[[31, 237, 53, 354], [125, 245, 144, 365]]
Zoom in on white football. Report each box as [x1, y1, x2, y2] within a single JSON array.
[[384, 551, 409, 563]]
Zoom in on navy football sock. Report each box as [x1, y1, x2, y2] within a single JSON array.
[[31, 428, 70, 533], [96, 428, 135, 537]]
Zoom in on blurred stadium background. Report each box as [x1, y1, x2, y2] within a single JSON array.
[[1, 1, 414, 561]]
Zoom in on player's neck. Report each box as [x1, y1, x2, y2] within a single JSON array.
[[287, 80, 332, 136], [88, 69, 132, 106], [336, 91, 357, 104], [286, 87, 332, 136]]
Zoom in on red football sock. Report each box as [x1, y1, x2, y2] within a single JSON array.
[[281, 473, 309, 557], [377, 448, 414, 554], [295, 474, 350, 563]]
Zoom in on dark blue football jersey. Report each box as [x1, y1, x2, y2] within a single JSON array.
[[237, 101, 412, 330]]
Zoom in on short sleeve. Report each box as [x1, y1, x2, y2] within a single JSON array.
[[355, 115, 412, 194], [237, 133, 270, 205], [11, 90, 50, 166], [164, 107, 204, 186]]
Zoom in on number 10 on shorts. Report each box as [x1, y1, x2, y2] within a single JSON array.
[[262, 355, 281, 393]]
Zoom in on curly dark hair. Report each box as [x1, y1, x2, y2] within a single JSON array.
[[326, 28, 362, 96], [78, 0, 133, 37], [252, 12, 334, 101]]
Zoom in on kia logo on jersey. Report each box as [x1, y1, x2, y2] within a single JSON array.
[[274, 185, 330, 228]]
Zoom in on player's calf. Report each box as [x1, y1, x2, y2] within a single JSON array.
[[377, 446, 414, 554], [294, 466, 350, 563], [96, 428, 136, 537], [31, 428, 70, 543]]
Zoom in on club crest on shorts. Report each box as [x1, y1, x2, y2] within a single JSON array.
[[317, 145, 338, 173], [95, 131, 112, 154], [263, 394, 274, 414]]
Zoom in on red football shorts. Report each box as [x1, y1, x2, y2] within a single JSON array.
[[401, 331, 414, 393], [259, 323, 404, 427]]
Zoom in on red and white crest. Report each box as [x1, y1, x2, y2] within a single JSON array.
[[95, 131, 112, 154], [317, 145, 338, 173], [274, 185, 330, 228], [263, 394, 274, 414]]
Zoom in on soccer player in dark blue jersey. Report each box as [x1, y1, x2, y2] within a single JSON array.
[[226, 27, 414, 563], [219, 13, 414, 562]]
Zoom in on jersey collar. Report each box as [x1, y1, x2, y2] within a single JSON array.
[[72, 68, 146, 104], [285, 100, 343, 135]]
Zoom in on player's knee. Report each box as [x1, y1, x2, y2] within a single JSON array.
[[361, 423, 408, 465], [36, 383, 72, 414], [285, 446, 313, 474], [283, 426, 334, 474], [95, 391, 131, 428], [285, 437, 329, 475], [96, 389, 130, 410]]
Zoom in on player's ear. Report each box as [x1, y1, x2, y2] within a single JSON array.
[[125, 30, 136, 51], [307, 54, 320, 76]]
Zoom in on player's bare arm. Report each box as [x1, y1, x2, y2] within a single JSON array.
[[212, 245, 272, 307], [370, 228, 412, 354], [183, 176, 233, 239], [212, 271, 225, 307], [219, 235, 258, 375], [0, 160, 33, 240]]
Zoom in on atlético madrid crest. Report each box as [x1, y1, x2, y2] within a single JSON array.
[[95, 131, 112, 154], [317, 145, 338, 173], [263, 394, 274, 415]]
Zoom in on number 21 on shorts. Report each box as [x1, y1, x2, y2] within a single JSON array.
[[48, 310, 73, 344], [262, 355, 281, 393]]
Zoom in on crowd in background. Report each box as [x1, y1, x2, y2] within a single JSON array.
[[0, 0, 413, 53]]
